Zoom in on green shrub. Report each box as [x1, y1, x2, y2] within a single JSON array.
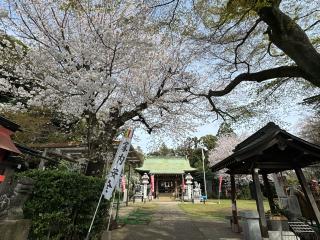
[[238, 184, 252, 200], [18, 169, 109, 240]]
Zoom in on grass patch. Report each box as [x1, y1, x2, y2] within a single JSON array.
[[118, 204, 157, 225], [179, 199, 270, 221]]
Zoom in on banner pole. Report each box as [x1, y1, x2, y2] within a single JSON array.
[[107, 191, 116, 231], [85, 191, 104, 240], [201, 148, 207, 202], [115, 178, 121, 221], [85, 128, 133, 239]]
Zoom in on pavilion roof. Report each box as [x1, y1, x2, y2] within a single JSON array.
[[211, 122, 320, 174], [135, 156, 196, 174]]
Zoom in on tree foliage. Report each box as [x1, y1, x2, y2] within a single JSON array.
[[18, 169, 108, 240], [0, 0, 206, 174], [300, 113, 320, 145], [216, 122, 235, 137], [0, 31, 34, 104], [150, 0, 320, 120], [208, 133, 245, 168], [1, 108, 82, 145]]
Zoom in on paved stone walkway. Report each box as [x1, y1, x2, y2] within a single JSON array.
[[102, 202, 243, 240]]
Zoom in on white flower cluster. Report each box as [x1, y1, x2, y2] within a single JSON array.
[[1, 0, 206, 139]]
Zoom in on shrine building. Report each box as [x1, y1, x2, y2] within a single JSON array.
[[135, 156, 196, 199]]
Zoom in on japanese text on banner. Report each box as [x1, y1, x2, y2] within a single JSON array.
[[102, 129, 133, 200]]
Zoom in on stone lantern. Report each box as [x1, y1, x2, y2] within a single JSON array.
[[185, 173, 193, 201], [141, 173, 149, 201]]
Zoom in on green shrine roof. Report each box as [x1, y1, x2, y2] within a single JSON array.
[[135, 156, 197, 174]]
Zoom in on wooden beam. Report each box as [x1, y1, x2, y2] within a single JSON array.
[[287, 142, 320, 158], [230, 174, 240, 232], [295, 167, 320, 225], [262, 173, 276, 214], [252, 168, 269, 238], [255, 162, 290, 169]]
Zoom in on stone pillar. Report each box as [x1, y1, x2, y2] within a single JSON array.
[[38, 148, 47, 170], [295, 167, 320, 225], [252, 168, 269, 238], [272, 173, 288, 209], [185, 173, 193, 201], [141, 173, 149, 202], [262, 173, 276, 214], [0, 219, 31, 240]]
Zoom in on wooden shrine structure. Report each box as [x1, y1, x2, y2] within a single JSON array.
[[0, 116, 67, 194], [211, 122, 320, 238], [30, 141, 143, 175], [136, 156, 196, 199]]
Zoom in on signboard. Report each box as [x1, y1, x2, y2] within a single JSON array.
[[102, 129, 133, 200]]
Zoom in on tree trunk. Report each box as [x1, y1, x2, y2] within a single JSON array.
[[258, 6, 320, 87], [85, 112, 118, 177]]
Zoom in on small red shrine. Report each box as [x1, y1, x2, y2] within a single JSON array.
[[0, 116, 22, 194]]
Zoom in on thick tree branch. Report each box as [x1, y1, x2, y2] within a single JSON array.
[[133, 113, 154, 134], [207, 66, 309, 97], [258, 6, 320, 87]]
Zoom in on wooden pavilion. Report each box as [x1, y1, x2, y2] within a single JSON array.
[[211, 122, 320, 238], [136, 156, 196, 199]]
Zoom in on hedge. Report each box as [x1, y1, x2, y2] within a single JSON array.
[[18, 169, 109, 240]]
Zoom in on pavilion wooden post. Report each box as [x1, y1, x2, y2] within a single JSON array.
[[295, 167, 320, 225], [262, 173, 276, 214], [230, 173, 240, 232], [252, 168, 269, 238]]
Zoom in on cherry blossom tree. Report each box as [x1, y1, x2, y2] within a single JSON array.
[[300, 115, 320, 145], [208, 133, 244, 170], [208, 133, 251, 188], [0, 0, 204, 175]]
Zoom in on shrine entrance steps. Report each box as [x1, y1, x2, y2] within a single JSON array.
[[153, 193, 177, 202]]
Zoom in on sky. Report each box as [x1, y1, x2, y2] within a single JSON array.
[[132, 106, 311, 154]]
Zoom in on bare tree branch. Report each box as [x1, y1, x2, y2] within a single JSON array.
[[151, 0, 176, 8], [168, 0, 180, 28], [234, 18, 262, 67], [305, 20, 320, 31]]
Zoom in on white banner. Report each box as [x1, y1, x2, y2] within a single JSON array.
[[102, 129, 133, 200]]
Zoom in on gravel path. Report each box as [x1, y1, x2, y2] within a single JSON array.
[[102, 202, 243, 240]]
